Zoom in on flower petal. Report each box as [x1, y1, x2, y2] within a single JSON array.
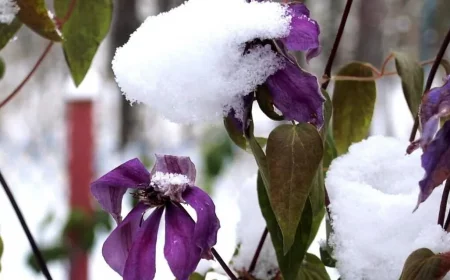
[[281, 3, 320, 61], [151, 154, 196, 183], [183, 186, 220, 259], [419, 77, 450, 131], [123, 207, 164, 280], [102, 203, 148, 276], [164, 204, 202, 280], [225, 93, 254, 133], [91, 158, 150, 223], [418, 121, 450, 207], [266, 60, 325, 128]]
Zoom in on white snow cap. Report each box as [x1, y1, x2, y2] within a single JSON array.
[[0, 0, 19, 24], [326, 136, 450, 280], [150, 171, 190, 187], [112, 0, 292, 124]]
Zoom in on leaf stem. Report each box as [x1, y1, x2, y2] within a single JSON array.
[[321, 0, 354, 90], [0, 170, 53, 280], [409, 26, 450, 142], [248, 227, 269, 273], [211, 248, 239, 280], [0, 42, 54, 108], [438, 180, 450, 227]]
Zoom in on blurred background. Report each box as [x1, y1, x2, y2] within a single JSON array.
[[0, 0, 449, 279]]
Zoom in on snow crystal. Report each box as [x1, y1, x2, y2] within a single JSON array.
[[112, 0, 291, 124], [326, 136, 450, 280], [0, 0, 19, 24], [151, 171, 190, 187]]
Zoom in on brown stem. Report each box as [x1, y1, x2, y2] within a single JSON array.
[[409, 26, 450, 142], [438, 180, 450, 227], [0, 42, 54, 108], [248, 228, 269, 273], [211, 248, 239, 280]]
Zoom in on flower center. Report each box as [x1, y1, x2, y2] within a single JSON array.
[[133, 172, 190, 207]]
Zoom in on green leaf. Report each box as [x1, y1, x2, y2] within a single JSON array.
[[394, 52, 424, 117], [248, 124, 270, 191], [256, 84, 284, 121], [307, 167, 325, 247], [16, 0, 61, 41], [189, 272, 206, 280], [323, 128, 337, 170], [400, 248, 450, 280], [224, 116, 248, 151], [266, 124, 323, 253], [55, 0, 113, 86], [0, 57, 4, 80], [63, 208, 95, 252], [0, 18, 22, 50], [319, 245, 336, 268], [257, 173, 313, 280], [322, 89, 333, 130], [297, 253, 331, 280], [332, 62, 376, 155], [0, 235, 3, 272], [27, 246, 69, 272]]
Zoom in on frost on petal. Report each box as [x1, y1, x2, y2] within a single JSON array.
[[265, 60, 325, 128], [112, 0, 291, 124], [123, 207, 164, 280], [102, 203, 148, 276], [151, 154, 196, 183], [281, 3, 320, 61], [164, 204, 202, 280], [326, 136, 450, 280], [0, 0, 19, 24], [91, 158, 150, 223], [183, 186, 220, 259], [418, 121, 450, 206]]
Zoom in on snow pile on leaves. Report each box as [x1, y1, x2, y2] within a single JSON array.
[[0, 0, 19, 24], [112, 0, 291, 124], [326, 136, 450, 280]]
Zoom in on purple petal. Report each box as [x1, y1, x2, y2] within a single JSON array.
[[418, 121, 450, 206], [164, 204, 202, 280], [102, 203, 148, 276], [281, 3, 321, 61], [225, 93, 254, 133], [419, 76, 450, 134], [183, 186, 220, 259], [91, 158, 150, 223], [266, 60, 325, 128], [123, 207, 164, 280], [151, 155, 196, 183]]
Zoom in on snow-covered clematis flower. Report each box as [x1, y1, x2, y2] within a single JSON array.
[[91, 155, 220, 280], [231, 2, 325, 131]]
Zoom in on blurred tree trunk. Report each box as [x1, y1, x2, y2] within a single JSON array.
[[110, 0, 141, 148]]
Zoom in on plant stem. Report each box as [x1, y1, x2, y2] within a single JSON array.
[[0, 42, 54, 108], [409, 26, 450, 142], [0, 170, 53, 280], [321, 0, 354, 90], [211, 248, 238, 280], [438, 180, 450, 227], [248, 227, 268, 273]]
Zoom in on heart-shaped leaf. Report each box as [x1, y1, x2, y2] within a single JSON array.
[[266, 124, 323, 253], [16, 0, 61, 41], [332, 62, 376, 155], [394, 52, 424, 117], [55, 0, 113, 86], [257, 173, 313, 280], [0, 18, 22, 50], [400, 248, 450, 280]]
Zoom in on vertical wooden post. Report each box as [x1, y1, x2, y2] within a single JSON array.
[[66, 72, 98, 280]]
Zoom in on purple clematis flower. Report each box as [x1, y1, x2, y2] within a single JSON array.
[[407, 76, 450, 154], [91, 155, 220, 280], [228, 2, 324, 131]]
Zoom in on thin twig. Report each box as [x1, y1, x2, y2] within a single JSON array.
[[321, 0, 354, 90], [248, 228, 269, 273], [0, 170, 53, 280], [0, 42, 54, 108], [212, 248, 239, 280], [438, 181, 450, 227], [409, 26, 450, 142]]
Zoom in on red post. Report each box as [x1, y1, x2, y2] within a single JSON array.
[[67, 100, 93, 280]]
